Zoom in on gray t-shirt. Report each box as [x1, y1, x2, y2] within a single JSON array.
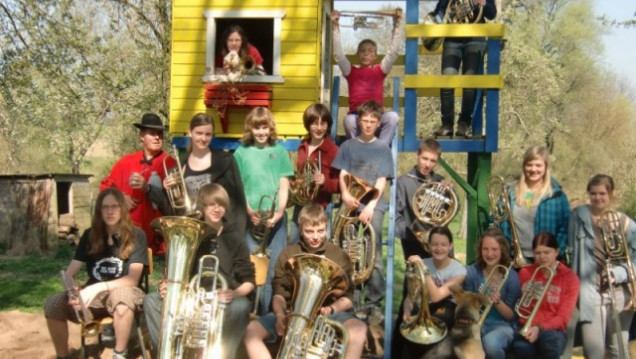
[[513, 204, 538, 258], [423, 257, 467, 288]]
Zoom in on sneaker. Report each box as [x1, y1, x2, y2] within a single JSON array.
[[433, 124, 453, 137], [455, 122, 471, 137], [112, 350, 128, 359]]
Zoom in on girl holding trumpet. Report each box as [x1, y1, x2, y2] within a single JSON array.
[[463, 228, 520, 359], [569, 174, 636, 359], [511, 232, 579, 359]]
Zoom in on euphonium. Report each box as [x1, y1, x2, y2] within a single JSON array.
[[152, 216, 212, 359], [277, 254, 350, 359], [409, 182, 459, 252], [515, 265, 555, 336], [60, 270, 101, 337], [477, 264, 511, 327], [400, 260, 447, 345], [421, 0, 484, 51], [331, 174, 378, 284], [488, 176, 528, 268], [163, 145, 199, 216], [289, 159, 321, 207], [179, 255, 228, 359], [601, 210, 636, 311]]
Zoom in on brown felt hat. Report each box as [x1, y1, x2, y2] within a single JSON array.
[[133, 113, 166, 131]]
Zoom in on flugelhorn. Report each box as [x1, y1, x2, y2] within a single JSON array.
[[250, 191, 278, 245], [488, 176, 528, 268], [477, 264, 511, 327], [515, 265, 555, 336], [331, 174, 377, 284], [163, 145, 199, 217], [277, 253, 349, 359], [60, 270, 101, 337], [289, 158, 320, 207], [409, 181, 459, 252], [400, 260, 447, 345], [601, 210, 636, 311]]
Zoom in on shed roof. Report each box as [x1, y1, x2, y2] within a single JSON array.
[[0, 174, 93, 183]]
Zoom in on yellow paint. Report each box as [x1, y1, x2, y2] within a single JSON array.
[[406, 23, 505, 38], [404, 75, 504, 89]]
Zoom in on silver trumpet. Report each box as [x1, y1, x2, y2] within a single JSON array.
[[477, 264, 511, 327], [515, 265, 555, 336]]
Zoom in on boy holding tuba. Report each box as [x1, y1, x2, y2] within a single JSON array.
[[244, 204, 367, 359]]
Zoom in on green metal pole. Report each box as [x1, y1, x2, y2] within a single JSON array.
[[466, 152, 492, 264]]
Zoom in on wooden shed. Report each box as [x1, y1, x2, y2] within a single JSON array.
[[170, 0, 332, 148], [0, 174, 92, 255]]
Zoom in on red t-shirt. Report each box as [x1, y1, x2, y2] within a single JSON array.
[[345, 65, 386, 113], [214, 43, 263, 69]]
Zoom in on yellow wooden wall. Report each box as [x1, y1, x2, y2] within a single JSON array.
[[170, 0, 324, 138]]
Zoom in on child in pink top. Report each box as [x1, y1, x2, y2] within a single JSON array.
[[331, 10, 402, 146]]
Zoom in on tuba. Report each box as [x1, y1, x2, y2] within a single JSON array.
[[289, 159, 321, 207], [163, 145, 199, 217], [409, 182, 459, 252], [400, 260, 447, 345], [277, 254, 350, 359], [515, 265, 555, 336], [488, 176, 528, 268], [601, 210, 636, 311], [331, 174, 378, 284], [60, 270, 101, 337], [421, 0, 484, 51], [477, 264, 511, 327], [152, 216, 213, 359]]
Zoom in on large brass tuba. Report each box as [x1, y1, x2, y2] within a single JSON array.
[[421, 0, 485, 51], [477, 264, 511, 327], [289, 159, 321, 207], [331, 174, 378, 284], [163, 145, 199, 217], [277, 254, 350, 359], [601, 210, 636, 311], [152, 216, 213, 359], [515, 265, 555, 336], [400, 260, 447, 345], [409, 182, 459, 252], [488, 176, 528, 268]]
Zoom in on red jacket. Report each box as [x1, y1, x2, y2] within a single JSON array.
[[100, 150, 176, 255], [518, 262, 579, 331], [295, 137, 339, 208]]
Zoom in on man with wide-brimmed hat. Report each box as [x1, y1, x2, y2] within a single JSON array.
[[100, 113, 176, 255]]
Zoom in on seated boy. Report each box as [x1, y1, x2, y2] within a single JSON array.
[[244, 204, 367, 359], [331, 9, 402, 146]]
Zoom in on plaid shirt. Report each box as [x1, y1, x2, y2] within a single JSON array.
[[499, 178, 570, 257]]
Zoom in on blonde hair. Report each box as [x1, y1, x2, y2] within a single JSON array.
[[196, 183, 230, 212], [515, 146, 552, 206], [240, 107, 278, 145]]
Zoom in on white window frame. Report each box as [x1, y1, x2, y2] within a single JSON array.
[[203, 9, 286, 83]]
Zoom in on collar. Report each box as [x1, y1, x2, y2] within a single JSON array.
[[406, 167, 437, 183], [139, 150, 163, 165], [356, 136, 377, 144]]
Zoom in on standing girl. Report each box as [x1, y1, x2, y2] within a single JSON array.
[[463, 228, 521, 359], [569, 174, 636, 359], [288, 104, 340, 244], [499, 146, 570, 263], [234, 107, 294, 314], [163, 113, 247, 228]]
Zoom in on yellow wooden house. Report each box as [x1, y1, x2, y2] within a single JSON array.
[[170, 0, 334, 149]]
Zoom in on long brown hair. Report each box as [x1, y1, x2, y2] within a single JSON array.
[[187, 113, 214, 153], [88, 188, 135, 259], [475, 227, 512, 269]]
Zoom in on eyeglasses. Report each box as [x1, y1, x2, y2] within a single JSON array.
[[310, 121, 328, 128], [101, 204, 121, 212]]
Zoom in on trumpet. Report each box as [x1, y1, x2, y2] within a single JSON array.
[[488, 176, 528, 268], [60, 270, 101, 337], [163, 145, 199, 217], [409, 181, 459, 253], [400, 260, 447, 345], [477, 264, 511, 327], [515, 265, 555, 336]]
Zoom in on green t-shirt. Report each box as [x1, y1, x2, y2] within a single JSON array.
[[234, 144, 294, 211]]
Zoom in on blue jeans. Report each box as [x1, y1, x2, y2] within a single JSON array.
[[482, 322, 515, 359], [246, 214, 288, 314], [511, 329, 567, 359], [440, 38, 486, 127]]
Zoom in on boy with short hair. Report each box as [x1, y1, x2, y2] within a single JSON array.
[[244, 204, 367, 359], [332, 99, 394, 314], [331, 9, 402, 146]]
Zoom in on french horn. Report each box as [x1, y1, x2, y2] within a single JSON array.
[[277, 254, 350, 359], [289, 159, 321, 207], [331, 174, 377, 284], [409, 181, 459, 253], [421, 0, 484, 51]]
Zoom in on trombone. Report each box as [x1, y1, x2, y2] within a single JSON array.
[[477, 264, 511, 327], [601, 210, 634, 359], [60, 270, 101, 337], [515, 265, 555, 336], [487, 176, 529, 268]]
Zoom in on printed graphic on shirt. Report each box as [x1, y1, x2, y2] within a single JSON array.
[[92, 257, 124, 281], [184, 173, 213, 199]]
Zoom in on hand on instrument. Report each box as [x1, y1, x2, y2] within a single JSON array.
[[312, 171, 325, 186], [319, 305, 334, 317], [129, 172, 147, 191], [163, 173, 177, 189], [393, 8, 403, 27], [275, 312, 287, 336], [358, 206, 373, 224], [268, 211, 283, 228], [523, 326, 540, 343], [341, 191, 360, 210], [158, 279, 168, 299], [440, 179, 453, 189], [217, 289, 235, 304], [248, 208, 261, 226], [489, 291, 501, 305], [407, 255, 424, 266]]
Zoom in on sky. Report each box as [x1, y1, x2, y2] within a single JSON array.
[[335, 1, 636, 89]]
